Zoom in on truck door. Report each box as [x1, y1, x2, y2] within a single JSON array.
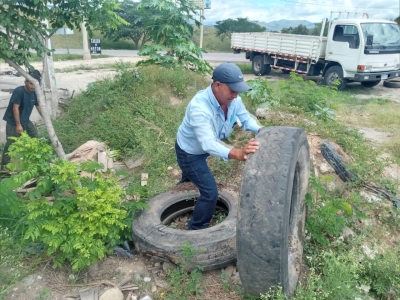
[[326, 24, 361, 75]]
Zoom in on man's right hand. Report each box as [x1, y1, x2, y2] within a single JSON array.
[[16, 124, 23, 134]]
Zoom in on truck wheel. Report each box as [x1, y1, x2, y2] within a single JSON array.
[[383, 78, 400, 88], [361, 80, 381, 88], [281, 69, 291, 74], [237, 127, 310, 296], [132, 188, 238, 271], [252, 55, 271, 76], [323, 66, 347, 90]]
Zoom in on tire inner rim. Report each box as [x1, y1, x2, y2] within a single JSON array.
[[160, 198, 229, 226], [288, 162, 304, 292]]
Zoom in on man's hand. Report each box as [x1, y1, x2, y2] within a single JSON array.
[[16, 124, 23, 134], [228, 138, 260, 161]]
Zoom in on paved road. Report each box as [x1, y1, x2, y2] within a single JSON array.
[[54, 49, 249, 63]]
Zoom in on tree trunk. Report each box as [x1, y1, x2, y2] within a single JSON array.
[[2, 57, 67, 160]]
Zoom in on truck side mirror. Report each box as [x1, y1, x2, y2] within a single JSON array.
[[366, 34, 373, 46]]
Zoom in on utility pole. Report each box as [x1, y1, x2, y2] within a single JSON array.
[[200, 8, 204, 48], [82, 21, 91, 60]]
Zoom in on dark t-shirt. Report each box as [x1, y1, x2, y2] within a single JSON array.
[[2, 86, 38, 125]]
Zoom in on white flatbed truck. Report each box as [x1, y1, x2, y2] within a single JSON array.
[[231, 12, 400, 90]]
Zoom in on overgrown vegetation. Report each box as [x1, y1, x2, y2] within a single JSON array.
[[1, 63, 400, 299], [1, 133, 149, 272], [52, 63, 210, 192], [164, 242, 204, 299]]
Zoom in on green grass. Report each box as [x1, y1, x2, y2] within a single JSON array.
[[330, 92, 400, 159], [26, 53, 111, 63], [55, 62, 122, 73], [51, 29, 137, 50], [3, 65, 400, 299], [236, 63, 253, 74], [50, 26, 232, 52], [52, 64, 210, 194], [192, 27, 232, 52]]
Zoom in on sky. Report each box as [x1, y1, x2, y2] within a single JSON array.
[[201, 0, 399, 25]]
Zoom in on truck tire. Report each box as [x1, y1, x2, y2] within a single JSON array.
[[281, 69, 291, 74], [237, 127, 310, 296], [361, 80, 381, 88], [252, 55, 271, 76], [132, 188, 238, 271], [383, 78, 400, 88], [323, 66, 347, 90]]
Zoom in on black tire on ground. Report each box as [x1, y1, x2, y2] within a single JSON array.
[[132, 188, 238, 271], [361, 80, 381, 88], [323, 66, 347, 90], [383, 78, 400, 88], [281, 69, 291, 74], [252, 55, 271, 76], [237, 127, 310, 296]]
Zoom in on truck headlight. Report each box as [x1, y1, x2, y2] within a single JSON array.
[[357, 65, 372, 72]]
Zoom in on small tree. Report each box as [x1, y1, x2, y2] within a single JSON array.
[[0, 0, 125, 158], [214, 18, 266, 41], [136, 0, 212, 73], [309, 20, 329, 37], [281, 24, 310, 35], [103, 0, 153, 49]]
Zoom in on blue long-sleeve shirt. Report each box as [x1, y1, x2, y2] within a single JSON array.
[[177, 85, 262, 160]]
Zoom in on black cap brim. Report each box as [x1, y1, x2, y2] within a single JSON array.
[[226, 81, 252, 93]]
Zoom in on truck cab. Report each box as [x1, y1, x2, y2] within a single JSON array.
[[324, 19, 400, 88]]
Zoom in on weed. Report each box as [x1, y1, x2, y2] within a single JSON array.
[[272, 73, 338, 119], [164, 241, 203, 300], [244, 77, 274, 108], [360, 245, 400, 298], [220, 269, 231, 292], [0, 227, 24, 298], [235, 63, 253, 74], [305, 175, 364, 246], [213, 209, 227, 225], [38, 288, 52, 300]]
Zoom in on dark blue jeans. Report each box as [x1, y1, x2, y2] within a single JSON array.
[[175, 142, 218, 230]]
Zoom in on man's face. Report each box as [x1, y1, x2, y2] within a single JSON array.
[[24, 80, 35, 92], [213, 82, 238, 106]]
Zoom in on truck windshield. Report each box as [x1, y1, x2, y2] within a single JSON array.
[[361, 23, 400, 53]]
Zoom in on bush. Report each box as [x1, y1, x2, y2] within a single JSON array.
[[6, 133, 149, 271]]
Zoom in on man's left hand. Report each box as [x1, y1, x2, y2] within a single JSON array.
[[228, 138, 260, 161]]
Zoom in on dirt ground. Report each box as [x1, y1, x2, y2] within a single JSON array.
[[1, 58, 400, 300]]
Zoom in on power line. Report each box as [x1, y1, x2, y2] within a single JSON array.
[[279, 0, 398, 10]]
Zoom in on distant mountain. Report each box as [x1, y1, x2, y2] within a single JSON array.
[[203, 19, 315, 31], [257, 20, 315, 32]]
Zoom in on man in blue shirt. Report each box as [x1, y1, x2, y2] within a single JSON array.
[[176, 62, 263, 230], [1, 71, 42, 169]]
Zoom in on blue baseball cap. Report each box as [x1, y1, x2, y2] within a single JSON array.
[[212, 62, 251, 93]]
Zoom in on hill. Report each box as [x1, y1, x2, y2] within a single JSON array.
[[204, 19, 315, 32], [255, 19, 315, 31]]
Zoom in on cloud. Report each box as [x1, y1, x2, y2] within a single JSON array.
[[203, 0, 399, 24]]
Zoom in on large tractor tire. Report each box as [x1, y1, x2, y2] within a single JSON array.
[[237, 127, 310, 296]]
